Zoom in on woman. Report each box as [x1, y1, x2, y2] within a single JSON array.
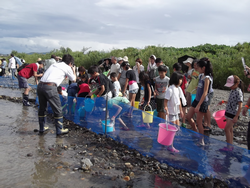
[[133, 58, 144, 102]]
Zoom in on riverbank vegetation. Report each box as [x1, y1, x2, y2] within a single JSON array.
[[8, 42, 250, 89]]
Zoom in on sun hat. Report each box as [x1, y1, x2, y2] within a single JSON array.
[[37, 58, 42, 61], [224, 75, 234, 87], [150, 55, 156, 60], [183, 58, 193, 64], [117, 57, 123, 62], [123, 56, 128, 61]]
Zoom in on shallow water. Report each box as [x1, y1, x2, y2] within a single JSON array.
[[0, 100, 175, 188]]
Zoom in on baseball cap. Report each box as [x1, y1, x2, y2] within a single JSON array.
[[224, 75, 234, 87]]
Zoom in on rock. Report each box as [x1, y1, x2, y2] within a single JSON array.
[[204, 180, 214, 188], [129, 172, 135, 177], [73, 168, 79, 171], [81, 158, 93, 171], [27, 153, 33, 157], [123, 176, 130, 181], [125, 163, 133, 168], [160, 163, 168, 170]]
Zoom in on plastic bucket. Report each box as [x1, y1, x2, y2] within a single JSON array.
[[101, 120, 114, 132], [191, 94, 196, 104], [157, 123, 178, 146], [85, 98, 94, 112], [134, 101, 139, 109], [248, 109, 250, 116], [212, 110, 226, 129], [142, 105, 154, 123]]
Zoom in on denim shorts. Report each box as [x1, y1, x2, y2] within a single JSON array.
[[17, 75, 29, 88], [191, 99, 208, 113], [129, 88, 138, 94]]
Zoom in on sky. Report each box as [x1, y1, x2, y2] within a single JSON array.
[[0, 0, 249, 54]]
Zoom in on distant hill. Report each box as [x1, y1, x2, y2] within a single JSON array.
[[26, 52, 49, 55]]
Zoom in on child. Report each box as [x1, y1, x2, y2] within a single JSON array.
[[186, 59, 200, 107], [173, 63, 188, 127], [138, 71, 156, 128], [122, 62, 138, 117], [88, 65, 114, 99], [154, 65, 170, 120], [164, 72, 184, 152], [78, 74, 90, 98], [110, 72, 121, 97], [218, 75, 243, 151], [186, 58, 213, 146]]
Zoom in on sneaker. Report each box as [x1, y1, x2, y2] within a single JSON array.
[[39, 127, 49, 134], [181, 123, 187, 128]]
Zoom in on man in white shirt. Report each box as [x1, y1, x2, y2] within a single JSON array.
[[9, 54, 16, 80], [37, 54, 76, 135], [107, 56, 120, 77]]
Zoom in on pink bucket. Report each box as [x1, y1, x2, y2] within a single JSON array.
[[157, 123, 178, 146], [212, 110, 226, 129]]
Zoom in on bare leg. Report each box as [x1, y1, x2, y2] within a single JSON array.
[[186, 107, 197, 132], [182, 107, 187, 124], [196, 112, 205, 145], [158, 111, 166, 120]]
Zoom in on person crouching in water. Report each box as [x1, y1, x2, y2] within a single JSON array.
[[37, 54, 76, 135], [17, 60, 44, 106], [77, 74, 90, 98]]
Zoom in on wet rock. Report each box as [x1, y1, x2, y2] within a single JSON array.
[[123, 176, 130, 181], [81, 158, 93, 171], [125, 163, 133, 168], [204, 180, 214, 188], [27, 153, 33, 157], [129, 172, 134, 178], [160, 163, 168, 170], [73, 168, 79, 171]]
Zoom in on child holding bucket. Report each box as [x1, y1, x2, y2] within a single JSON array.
[[186, 58, 213, 146], [218, 75, 243, 151], [137, 71, 156, 128], [164, 72, 185, 152]]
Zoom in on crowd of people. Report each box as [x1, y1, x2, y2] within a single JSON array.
[[0, 53, 249, 152]]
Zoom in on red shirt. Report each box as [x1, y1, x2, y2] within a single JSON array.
[[181, 76, 187, 95], [18, 63, 38, 79], [78, 83, 90, 95]]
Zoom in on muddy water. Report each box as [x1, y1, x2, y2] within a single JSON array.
[[0, 100, 174, 188]]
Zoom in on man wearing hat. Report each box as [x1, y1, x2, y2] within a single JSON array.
[[107, 56, 120, 77]]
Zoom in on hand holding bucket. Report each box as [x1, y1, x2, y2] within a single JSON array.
[[142, 104, 154, 123]]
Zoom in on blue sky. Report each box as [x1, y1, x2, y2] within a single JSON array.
[[0, 0, 249, 54]]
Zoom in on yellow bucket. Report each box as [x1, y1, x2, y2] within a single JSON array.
[[134, 101, 140, 109], [142, 105, 154, 123]]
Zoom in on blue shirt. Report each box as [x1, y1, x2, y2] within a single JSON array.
[[67, 83, 78, 97], [196, 74, 213, 102]]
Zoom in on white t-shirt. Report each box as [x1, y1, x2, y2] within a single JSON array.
[[110, 63, 120, 75], [165, 85, 181, 115], [133, 63, 144, 83], [40, 62, 76, 86], [113, 80, 121, 97], [9, 57, 16, 69]]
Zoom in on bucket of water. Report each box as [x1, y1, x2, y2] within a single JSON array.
[[213, 110, 226, 129], [101, 120, 114, 132], [157, 123, 178, 146], [134, 101, 140, 109], [142, 105, 154, 123], [85, 98, 94, 112]]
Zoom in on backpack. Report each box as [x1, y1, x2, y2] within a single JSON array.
[[17, 63, 29, 72]]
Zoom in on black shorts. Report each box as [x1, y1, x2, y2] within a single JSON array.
[[156, 98, 165, 112], [225, 112, 239, 120], [191, 99, 208, 113]]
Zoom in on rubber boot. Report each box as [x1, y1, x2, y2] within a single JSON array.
[[23, 93, 31, 106], [55, 117, 69, 135], [39, 116, 49, 134]]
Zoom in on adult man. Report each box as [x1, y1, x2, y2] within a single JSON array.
[[18, 61, 44, 106], [9, 54, 16, 80], [37, 54, 76, 135], [107, 56, 120, 77]]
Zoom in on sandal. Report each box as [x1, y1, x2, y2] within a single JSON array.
[[120, 127, 129, 131], [203, 125, 212, 132], [219, 147, 234, 152], [136, 124, 146, 128], [167, 146, 179, 153]]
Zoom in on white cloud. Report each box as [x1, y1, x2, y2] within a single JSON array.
[[0, 0, 249, 54]]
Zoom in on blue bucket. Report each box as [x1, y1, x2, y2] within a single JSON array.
[[101, 120, 114, 132], [191, 94, 196, 104], [248, 109, 250, 116]]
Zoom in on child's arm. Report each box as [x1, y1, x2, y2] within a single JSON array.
[[195, 77, 210, 113], [97, 85, 105, 97], [147, 83, 151, 105], [179, 99, 183, 118], [123, 78, 129, 95], [233, 102, 242, 123], [242, 97, 250, 116], [164, 99, 169, 115]]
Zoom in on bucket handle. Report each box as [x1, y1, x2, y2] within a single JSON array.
[[144, 104, 152, 112], [163, 115, 179, 132]]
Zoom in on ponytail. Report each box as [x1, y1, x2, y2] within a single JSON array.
[[198, 57, 214, 77]]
